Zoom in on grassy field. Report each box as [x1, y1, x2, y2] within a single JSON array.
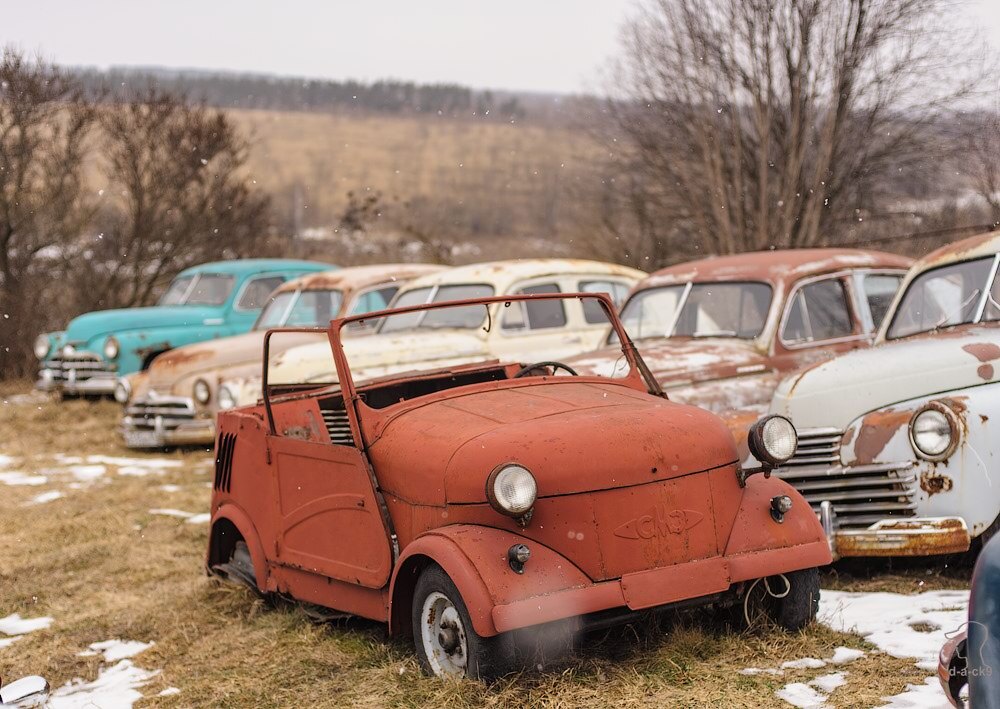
[[0, 384, 970, 707], [229, 109, 606, 255]]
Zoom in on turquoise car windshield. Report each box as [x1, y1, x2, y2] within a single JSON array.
[[255, 289, 344, 330], [158, 273, 235, 306]]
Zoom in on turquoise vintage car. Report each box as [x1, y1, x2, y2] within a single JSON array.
[[35, 259, 333, 397]]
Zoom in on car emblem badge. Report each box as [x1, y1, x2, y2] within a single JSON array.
[[614, 507, 704, 540]]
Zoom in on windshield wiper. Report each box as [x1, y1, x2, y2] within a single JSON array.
[[932, 289, 980, 330]]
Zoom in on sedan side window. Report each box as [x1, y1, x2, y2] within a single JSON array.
[[502, 283, 567, 331], [862, 274, 904, 328], [782, 279, 853, 344], [579, 280, 630, 324], [237, 276, 286, 311]]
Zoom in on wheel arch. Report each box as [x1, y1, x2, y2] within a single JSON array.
[[207, 504, 269, 592], [388, 532, 497, 638]]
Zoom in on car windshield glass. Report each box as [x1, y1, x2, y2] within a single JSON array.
[[255, 290, 345, 330], [886, 257, 996, 339], [614, 282, 772, 343], [184, 274, 235, 305], [158, 275, 195, 305], [379, 284, 495, 333]]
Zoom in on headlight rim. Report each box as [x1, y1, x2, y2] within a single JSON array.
[[113, 378, 132, 405], [193, 378, 212, 405], [217, 384, 237, 411], [485, 463, 537, 519], [747, 414, 798, 466], [34, 334, 51, 360], [908, 401, 960, 462], [103, 336, 120, 360]]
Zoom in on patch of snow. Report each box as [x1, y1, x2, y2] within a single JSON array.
[[79, 640, 154, 662], [810, 672, 848, 694], [26, 490, 64, 505], [49, 660, 159, 709], [86, 455, 181, 469], [781, 657, 827, 670], [65, 465, 106, 482], [148, 508, 195, 519], [0, 454, 18, 468], [775, 681, 829, 708], [158, 687, 180, 697], [874, 676, 952, 709], [740, 667, 783, 676], [158, 484, 181, 493], [0, 471, 47, 486], [149, 509, 209, 524], [0, 636, 21, 649], [819, 590, 968, 671], [828, 647, 865, 665], [776, 672, 848, 708], [0, 613, 53, 635]]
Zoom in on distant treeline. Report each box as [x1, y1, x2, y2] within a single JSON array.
[[70, 67, 526, 119]]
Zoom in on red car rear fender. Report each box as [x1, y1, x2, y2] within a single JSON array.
[[207, 504, 271, 593], [388, 524, 592, 638]]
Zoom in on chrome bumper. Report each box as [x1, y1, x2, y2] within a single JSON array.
[[820, 502, 971, 558], [121, 395, 215, 448], [36, 367, 117, 395]]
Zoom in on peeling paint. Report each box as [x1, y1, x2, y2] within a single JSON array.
[[962, 342, 1000, 363], [853, 409, 911, 466]]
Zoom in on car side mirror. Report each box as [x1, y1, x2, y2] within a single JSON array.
[[0, 675, 50, 708]]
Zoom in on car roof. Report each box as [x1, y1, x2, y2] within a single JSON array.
[[913, 231, 1000, 272], [274, 263, 445, 294], [396, 258, 647, 293], [638, 248, 912, 289], [177, 259, 334, 277]]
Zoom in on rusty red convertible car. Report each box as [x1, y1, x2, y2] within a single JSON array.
[[206, 293, 832, 678]]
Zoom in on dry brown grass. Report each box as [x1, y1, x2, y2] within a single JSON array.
[[230, 109, 605, 248], [0, 385, 965, 707]]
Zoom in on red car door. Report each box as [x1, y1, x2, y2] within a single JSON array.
[[266, 430, 393, 589]]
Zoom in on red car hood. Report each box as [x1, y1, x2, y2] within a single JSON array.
[[569, 338, 770, 389], [366, 380, 739, 506]]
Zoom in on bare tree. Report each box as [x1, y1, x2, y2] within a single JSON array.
[[0, 49, 97, 378], [957, 111, 1000, 226], [608, 0, 982, 261], [86, 88, 272, 309]]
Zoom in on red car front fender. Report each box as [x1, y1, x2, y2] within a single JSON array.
[[388, 524, 592, 637]]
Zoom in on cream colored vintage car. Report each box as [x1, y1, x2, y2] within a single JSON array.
[[221, 258, 645, 407], [119, 264, 443, 448], [768, 232, 1000, 558]]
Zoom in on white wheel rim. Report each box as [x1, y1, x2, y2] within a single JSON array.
[[420, 591, 468, 678]]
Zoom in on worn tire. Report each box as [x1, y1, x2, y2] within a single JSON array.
[[773, 568, 820, 631], [411, 564, 515, 680]]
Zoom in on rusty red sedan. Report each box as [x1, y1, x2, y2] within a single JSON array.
[[206, 293, 831, 678]]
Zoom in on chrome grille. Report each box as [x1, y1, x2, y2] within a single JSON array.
[[123, 395, 196, 432], [321, 407, 354, 446], [41, 351, 114, 383], [774, 428, 916, 529]]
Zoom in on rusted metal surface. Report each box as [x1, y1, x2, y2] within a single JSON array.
[[270, 263, 443, 296], [852, 408, 912, 466], [569, 249, 911, 417], [834, 518, 971, 557], [208, 292, 830, 648], [640, 248, 910, 290]]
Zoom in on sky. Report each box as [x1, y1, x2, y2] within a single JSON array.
[[2, 0, 999, 94]]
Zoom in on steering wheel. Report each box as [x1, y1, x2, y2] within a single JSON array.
[[512, 361, 579, 379]]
